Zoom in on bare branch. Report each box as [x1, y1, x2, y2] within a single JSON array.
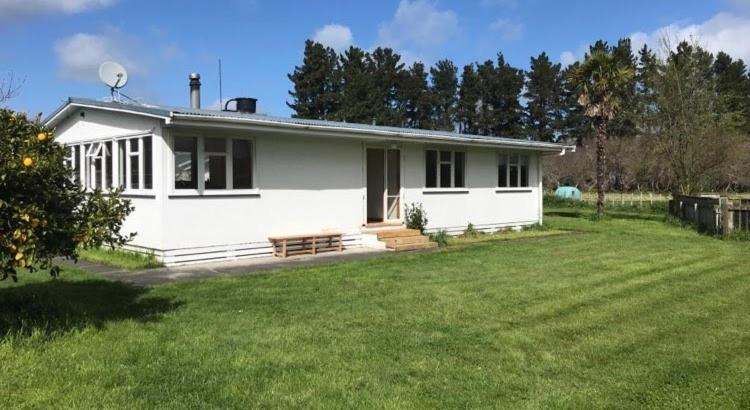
[[0, 72, 24, 103]]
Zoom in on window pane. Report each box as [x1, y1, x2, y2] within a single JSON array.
[[425, 150, 437, 188], [510, 165, 519, 188], [454, 152, 465, 188], [498, 155, 507, 187], [174, 136, 197, 189], [232, 139, 253, 189], [105, 141, 113, 188], [440, 151, 451, 162], [130, 154, 139, 189], [520, 155, 529, 187], [204, 155, 227, 189], [94, 157, 103, 189], [205, 137, 226, 153], [118, 140, 126, 187], [130, 138, 139, 153], [73, 145, 80, 181], [144, 137, 153, 189], [440, 163, 452, 188]]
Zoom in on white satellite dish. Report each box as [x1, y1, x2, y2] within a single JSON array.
[[99, 61, 128, 89]]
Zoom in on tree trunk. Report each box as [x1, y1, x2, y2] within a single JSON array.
[[596, 121, 607, 217]]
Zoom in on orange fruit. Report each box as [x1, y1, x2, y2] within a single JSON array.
[[23, 157, 33, 167], [37, 132, 48, 142]]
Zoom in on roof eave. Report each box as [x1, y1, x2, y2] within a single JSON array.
[[170, 114, 571, 153]]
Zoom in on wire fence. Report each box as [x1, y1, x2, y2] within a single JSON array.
[[579, 192, 671, 207]]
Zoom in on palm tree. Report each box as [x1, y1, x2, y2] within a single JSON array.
[[568, 51, 634, 217]]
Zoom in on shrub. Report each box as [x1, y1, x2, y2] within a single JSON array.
[[429, 229, 449, 247], [404, 202, 428, 233], [463, 223, 480, 237], [0, 108, 134, 281]]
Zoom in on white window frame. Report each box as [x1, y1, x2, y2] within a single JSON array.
[[424, 148, 467, 191], [63, 133, 154, 195], [171, 135, 258, 196], [497, 152, 531, 190]]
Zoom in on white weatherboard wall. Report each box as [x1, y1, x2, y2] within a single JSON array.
[[401, 144, 541, 234], [160, 130, 366, 263], [53, 108, 167, 252], [53, 108, 546, 265]]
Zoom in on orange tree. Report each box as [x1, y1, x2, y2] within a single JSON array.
[[0, 108, 134, 281]]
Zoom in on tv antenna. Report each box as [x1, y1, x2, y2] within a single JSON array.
[[98, 61, 137, 103]]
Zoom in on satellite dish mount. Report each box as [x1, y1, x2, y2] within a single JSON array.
[[98, 61, 132, 103]]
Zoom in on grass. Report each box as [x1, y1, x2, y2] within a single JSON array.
[[78, 247, 162, 270], [2, 207, 750, 408]]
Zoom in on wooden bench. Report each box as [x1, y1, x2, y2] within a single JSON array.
[[268, 232, 343, 258]]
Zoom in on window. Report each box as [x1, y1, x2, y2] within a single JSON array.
[[64, 135, 154, 192], [174, 136, 254, 191], [204, 138, 227, 189], [498, 153, 530, 188], [232, 139, 253, 189], [425, 149, 466, 188], [174, 137, 197, 189]]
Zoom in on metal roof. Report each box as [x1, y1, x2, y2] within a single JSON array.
[[45, 97, 574, 153]]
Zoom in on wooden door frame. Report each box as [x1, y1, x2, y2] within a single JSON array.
[[364, 143, 403, 225]]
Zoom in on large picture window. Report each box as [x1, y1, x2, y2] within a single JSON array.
[[174, 136, 254, 192], [425, 149, 466, 188], [64, 135, 153, 192], [498, 153, 529, 188]]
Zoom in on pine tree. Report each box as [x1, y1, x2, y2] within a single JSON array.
[[713, 51, 750, 132], [475, 59, 497, 135], [608, 38, 639, 138], [287, 40, 340, 120], [337, 46, 377, 124], [458, 64, 480, 134], [370, 47, 405, 126], [398, 62, 432, 129], [523, 52, 564, 141], [430, 59, 458, 131], [493, 53, 525, 137]]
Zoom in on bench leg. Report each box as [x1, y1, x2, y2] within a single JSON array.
[[282, 239, 287, 258], [338, 235, 343, 252], [312, 236, 317, 255], [271, 240, 276, 257]]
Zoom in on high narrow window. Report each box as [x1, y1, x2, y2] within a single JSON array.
[[498, 154, 508, 187], [174, 136, 198, 189], [66, 135, 153, 192], [425, 149, 466, 188]]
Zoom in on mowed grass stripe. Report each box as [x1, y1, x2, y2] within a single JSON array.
[[1, 210, 750, 408]]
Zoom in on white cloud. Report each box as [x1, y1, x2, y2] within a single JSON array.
[[629, 12, 750, 62], [489, 18, 524, 42], [559, 51, 578, 67], [0, 0, 115, 19], [313, 24, 354, 52], [54, 28, 145, 83], [376, 0, 459, 50]]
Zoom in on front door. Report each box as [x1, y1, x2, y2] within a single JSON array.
[[366, 147, 401, 223]]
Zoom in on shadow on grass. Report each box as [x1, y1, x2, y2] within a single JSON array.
[[0, 279, 182, 339]]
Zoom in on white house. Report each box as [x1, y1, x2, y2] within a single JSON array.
[[44, 77, 572, 265]]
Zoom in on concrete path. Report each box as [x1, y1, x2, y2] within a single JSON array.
[[61, 247, 392, 286]]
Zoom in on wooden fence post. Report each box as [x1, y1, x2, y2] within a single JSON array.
[[721, 198, 732, 235]]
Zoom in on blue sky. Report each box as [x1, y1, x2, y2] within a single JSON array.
[[2, 0, 749, 117]]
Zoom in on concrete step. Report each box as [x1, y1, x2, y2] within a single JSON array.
[[391, 241, 439, 252], [384, 235, 430, 247], [377, 229, 422, 239]]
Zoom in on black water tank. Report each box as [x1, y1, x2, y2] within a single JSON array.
[[224, 98, 257, 114]]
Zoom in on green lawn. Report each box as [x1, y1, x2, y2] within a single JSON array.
[[2, 208, 750, 408], [78, 247, 163, 270]]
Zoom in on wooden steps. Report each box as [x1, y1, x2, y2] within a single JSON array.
[[376, 229, 438, 252]]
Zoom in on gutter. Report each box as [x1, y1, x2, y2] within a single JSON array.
[[170, 113, 573, 154]]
